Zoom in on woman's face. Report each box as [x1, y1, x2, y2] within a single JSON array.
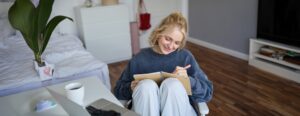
[[157, 27, 184, 55]]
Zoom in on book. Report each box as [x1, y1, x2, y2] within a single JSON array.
[[133, 71, 192, 95]]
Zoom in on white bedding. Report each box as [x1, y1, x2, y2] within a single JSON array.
[[0, 32, 111, 95]]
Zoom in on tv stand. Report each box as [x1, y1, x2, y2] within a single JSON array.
[[249, 38, 300, 83]]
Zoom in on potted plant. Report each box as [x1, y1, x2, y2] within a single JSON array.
[[8, 0, 72, 79]]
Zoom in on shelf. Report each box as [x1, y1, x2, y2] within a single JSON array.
[[253, 38, 300, 53], [249, 58, 300, 83], [249, 38, 300, 83], [253, 53, 300, 70]]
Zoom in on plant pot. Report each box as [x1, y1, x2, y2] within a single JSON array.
[[34, 60, 54, 81]]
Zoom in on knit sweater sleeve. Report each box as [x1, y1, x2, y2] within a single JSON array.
[[186, 51, 213, 103], [113, 60, 134, 100]]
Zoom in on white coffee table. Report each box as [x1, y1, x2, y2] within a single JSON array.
[[0, 76, 122, 116]]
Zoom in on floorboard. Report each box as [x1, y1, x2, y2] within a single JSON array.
[[108, 42, 300, 116]]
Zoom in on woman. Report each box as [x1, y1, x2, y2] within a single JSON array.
[[114, 12, 213, 116]]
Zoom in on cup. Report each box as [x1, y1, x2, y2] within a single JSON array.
[[65, 82, 85, 106]]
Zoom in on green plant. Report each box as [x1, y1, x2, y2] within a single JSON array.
[[8, 0, 72, 66]]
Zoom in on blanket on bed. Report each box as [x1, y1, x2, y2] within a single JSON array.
[[0, 32, 105, 90]]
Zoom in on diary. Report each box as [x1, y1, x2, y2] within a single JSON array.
[[134, 71, 192, 95]]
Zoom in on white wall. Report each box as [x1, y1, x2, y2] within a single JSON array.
[[50, 0, 138, 36], [139, 0, 187, 48], [189, 0, 258, 56], [2, 0, 187, 48]]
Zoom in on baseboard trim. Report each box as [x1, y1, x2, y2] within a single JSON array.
[[188, 37, 249, 61]]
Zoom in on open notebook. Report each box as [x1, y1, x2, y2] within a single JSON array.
[[47, 88, 139, 116]]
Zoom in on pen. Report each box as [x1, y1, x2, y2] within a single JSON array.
[[183, 64, 191, 70]]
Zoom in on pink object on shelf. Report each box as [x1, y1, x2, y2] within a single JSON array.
[[130, 22, 140, 55]]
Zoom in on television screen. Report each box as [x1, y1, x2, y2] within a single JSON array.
[[257, 0, 300, 47]]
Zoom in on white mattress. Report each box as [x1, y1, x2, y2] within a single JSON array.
[[0, 33, 111, 96]]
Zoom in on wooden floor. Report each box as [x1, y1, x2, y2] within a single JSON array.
[[108, 42, 300, 116]]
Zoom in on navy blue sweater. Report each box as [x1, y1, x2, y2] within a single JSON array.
[[114, 48, 213, 103]]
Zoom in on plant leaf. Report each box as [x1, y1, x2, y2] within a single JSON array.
[[35, 0, 54, 53], [8, 0, 38, 53], [41, 16, 73, 53], [36, 0, 54, 34]]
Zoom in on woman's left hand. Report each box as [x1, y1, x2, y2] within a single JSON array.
[[131, 80, 140, 91]]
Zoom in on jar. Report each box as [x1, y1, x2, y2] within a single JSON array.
[[84, 0, 93, 7], [101, 0, 119, 6]]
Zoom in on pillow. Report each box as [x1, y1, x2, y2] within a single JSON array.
[[0, 2, 14, 48], [0, 15, 15, 33], [0, 2, 13, 18]]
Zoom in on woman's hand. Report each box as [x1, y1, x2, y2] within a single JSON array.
[[173, 64, 191, 76], [131, 80, 140, 91]]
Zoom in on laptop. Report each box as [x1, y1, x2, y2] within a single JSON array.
[[47, 88, 139, 116]]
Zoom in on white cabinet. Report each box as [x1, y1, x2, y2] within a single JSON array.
[[249, 38, 300, 83], [75, 5, 132, 63]]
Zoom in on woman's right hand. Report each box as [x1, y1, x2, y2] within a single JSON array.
[[131, 80, 140, 91], [172, 64, 191, 75]]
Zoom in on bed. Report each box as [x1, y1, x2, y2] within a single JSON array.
[[0, 2, 111, 96]]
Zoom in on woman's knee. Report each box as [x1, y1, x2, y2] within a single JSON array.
[[134, 79, 159, 92], [161, 78, 185, 92]]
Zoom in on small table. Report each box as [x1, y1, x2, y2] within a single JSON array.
[[0, 76, 122, 116]]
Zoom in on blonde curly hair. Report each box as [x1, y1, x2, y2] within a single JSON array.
[[149, 12, 187, 51]]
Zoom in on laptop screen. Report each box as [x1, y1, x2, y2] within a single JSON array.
[[47, 88, 139, 116], [47, 88, 90, 116]]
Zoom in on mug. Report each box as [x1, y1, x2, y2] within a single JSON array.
[[65, 82, 85, 106]]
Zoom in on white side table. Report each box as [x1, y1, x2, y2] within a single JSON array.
[[47, 76, 122, 107], [0, 76, 122, 116]]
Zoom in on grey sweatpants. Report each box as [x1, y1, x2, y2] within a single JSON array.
[[132, 78, 197, 116]]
